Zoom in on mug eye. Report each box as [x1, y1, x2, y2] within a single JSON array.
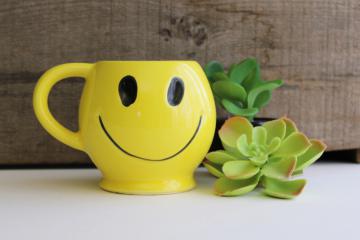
[[118, 75, 137, 107], [167, 77, 184, 106]]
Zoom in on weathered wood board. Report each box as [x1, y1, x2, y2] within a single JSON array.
[[1, 0, 359, 164]]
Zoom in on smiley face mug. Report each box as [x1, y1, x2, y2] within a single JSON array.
[[33, 61, 216, 194]]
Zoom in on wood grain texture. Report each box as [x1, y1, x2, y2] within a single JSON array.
[[1, 0, 359, 164]]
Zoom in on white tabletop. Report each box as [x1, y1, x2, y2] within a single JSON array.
[[0, 162, 359, 240]]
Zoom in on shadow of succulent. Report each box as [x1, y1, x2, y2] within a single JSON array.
[[204, 58, 283, 121], [203, 117, 326, 199]]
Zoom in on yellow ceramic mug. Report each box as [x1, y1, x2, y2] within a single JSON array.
[[33, 61, 216, 194]]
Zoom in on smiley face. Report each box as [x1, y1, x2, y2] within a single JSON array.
[[98, 75, 203, 161], [83, 61, 215, 164]]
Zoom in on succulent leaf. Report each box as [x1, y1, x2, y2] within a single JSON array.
[[250, 154, 268, 166], [206, 150, 237, 165], [228, 64, 237, 77], [204, 61, 224, 83], [221, 99, 259, 117], [247, 81, 283, 108], [262, 119, 287, 143], [236, 135, 251, 157], [252, 126, 267, 145], [219, 117, 253, 148], [241, 59, 261, 91], [295, 140, 327, 172], [203, 160, 224, 178], [266, 137, 281, 154], [266, 79, 284, 85], [282, 117, 299, 138], [272, 132, 311, 158], [229, 58, 257, 84], [261, 157, 297, 179], [222, 160, 260, 180], [252, 90, 271, 109], [262, 176, 306, 199], [212, 72, 229, 81], [213, 81, 247, 102], [214, 174, 260, 196]]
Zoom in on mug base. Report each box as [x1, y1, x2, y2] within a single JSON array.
[[99, 176, 196, 195]]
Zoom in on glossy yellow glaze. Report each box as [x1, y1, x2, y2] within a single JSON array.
[[33, 61, 216, 194]]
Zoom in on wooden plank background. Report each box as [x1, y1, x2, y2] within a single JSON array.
[[1, 0, 360, 165]]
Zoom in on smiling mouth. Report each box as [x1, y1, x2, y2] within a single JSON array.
[[98, 115, 202, 161]]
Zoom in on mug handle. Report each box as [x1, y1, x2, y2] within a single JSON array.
[[33, 63, 93, 151]]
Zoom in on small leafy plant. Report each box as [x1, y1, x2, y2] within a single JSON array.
[[204, 58, 283, 121], [204, 116, 326, 199]]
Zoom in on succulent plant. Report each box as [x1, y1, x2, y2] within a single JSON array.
[[204, 116, 326, 199], [204, 58, 283, 121]]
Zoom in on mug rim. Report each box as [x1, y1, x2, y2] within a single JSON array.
[[95, 60, 199, 64]]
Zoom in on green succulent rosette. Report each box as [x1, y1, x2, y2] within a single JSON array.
[[204, 116, 326, 199], [204, 58, 283, 121]]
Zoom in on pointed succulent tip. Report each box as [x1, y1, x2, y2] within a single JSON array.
[[281, 116, 299, 136], [295, 139, 326, 172], [263, 177, 307, 199], [281, 116, 295, 123], [314, 139, 327, 150], [261, 157, 297, 179], [277, 79, 284, 85], [206, 150, 237, 164], [294, 180, 307, 196], [203, 161, 224, 178], [287, 158, 297, 177], [214, 175, 260, 197], [214, 187, 226, 196], [311, 139, 327, 152]]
